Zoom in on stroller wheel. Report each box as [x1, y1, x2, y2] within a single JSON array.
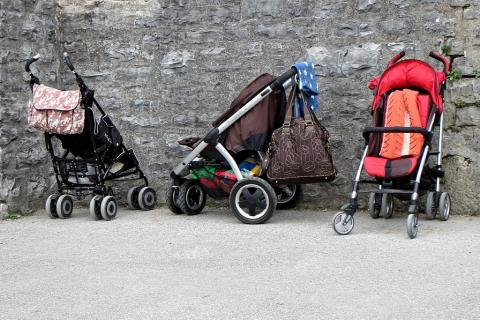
[[425, 191, 437, 220], [166, 184, 183, 215], [230, 177, 276, 224], [100, 196, 117, 221], [332, 211, 354, 235], [275, 184, 302, 209], [368, 193, 380, 219], [127, 187, 142, 210], [406, 213, 418, 239], [381, 194, 394, 219], [56, 195, 73, 219], [138, 187, 157, 211], [89, 195, 103, 220], [178, 180, 206, 215], [45, 194, 59, 219], [438, 192, 451, 221]]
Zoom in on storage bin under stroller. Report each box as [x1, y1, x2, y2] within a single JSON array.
[[25, 53, 157, 220], [332, 51, 451, 238]]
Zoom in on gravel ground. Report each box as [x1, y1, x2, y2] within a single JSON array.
[[1, 207, 479, 320]]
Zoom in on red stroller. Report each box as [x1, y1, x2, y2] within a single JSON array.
[[332, 51, 451, 239]]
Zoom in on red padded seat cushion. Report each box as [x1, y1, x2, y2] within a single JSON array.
[[364, 156, 418, 179]]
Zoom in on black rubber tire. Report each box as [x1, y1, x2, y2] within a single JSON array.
[[178, 180, 206, 215], [45, 194, 59, 219], [127, 186, 142, 210], [138, 187, 157, 211], [100, 196, 117, 221], [56, 194, 73, 219], [406, 213, 418, 239], [425, 191, 436, 220], [230, 177, 276, 224], [438, 192, 451, 221], [275, 184, 302, 210], [381, 193, 394, 219], [166, 184, 183, 215], [368, 193, 380, 219], [89, 195, 103, 220]]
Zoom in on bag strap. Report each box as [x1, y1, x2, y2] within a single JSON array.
[[297, 91, 318, 128], [282, 84, 298, 129]]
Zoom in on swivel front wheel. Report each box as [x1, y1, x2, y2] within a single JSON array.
[[56, 195, 73, 219], [45, 194, 59, 219], [138, 187, 157, 211], [438, 192, 451, 221], [332, 211, 355, 235], [100, 196, 117, 221], [89, 195, 103, 220], [406, 213, 418, 239]]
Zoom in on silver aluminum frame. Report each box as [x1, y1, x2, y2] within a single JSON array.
[[172, 78, 292, 180], [350, 108, 438, 202]]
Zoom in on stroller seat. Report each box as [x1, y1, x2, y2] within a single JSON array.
[[364, 88, 433, 179]]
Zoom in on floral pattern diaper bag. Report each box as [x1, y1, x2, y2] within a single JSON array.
[[27, 84, 84, 134]]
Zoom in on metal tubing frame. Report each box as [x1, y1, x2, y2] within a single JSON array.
[[172, 78, 292, 177], [436, 113, 444, 192], [350, 146, 369, 200], [410, 112, 436, 202]]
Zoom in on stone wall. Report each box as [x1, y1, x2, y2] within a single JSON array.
[[1, 0, 479, 217]]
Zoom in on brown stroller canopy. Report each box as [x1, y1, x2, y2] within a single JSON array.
[[213, 73, 287, 154]]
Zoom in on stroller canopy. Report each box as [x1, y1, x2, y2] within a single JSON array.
[[371, 60, 446, 112], [212, 73, 287, 154]]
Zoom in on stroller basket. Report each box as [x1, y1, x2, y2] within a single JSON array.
[[56, 157, 99, 185]]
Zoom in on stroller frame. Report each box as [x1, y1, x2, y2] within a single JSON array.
[[169, 68, 297, 223], [25, 53, 156, 220], [333, 51, 451, 239]]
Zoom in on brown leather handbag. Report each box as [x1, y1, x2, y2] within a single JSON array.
[[265, 87, 336, 184]]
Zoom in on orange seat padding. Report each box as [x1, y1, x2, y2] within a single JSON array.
[[379, 89, 424, 159]]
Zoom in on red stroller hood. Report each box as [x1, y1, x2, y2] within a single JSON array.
[[371, 59, 445, 112]]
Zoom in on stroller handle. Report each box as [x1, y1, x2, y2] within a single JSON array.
[[272, 68, 297, 91], [429, 51, 451, 73], [387, 51, 406, 68], [63, 52, 75, 72], [25, 54, 41, 73]]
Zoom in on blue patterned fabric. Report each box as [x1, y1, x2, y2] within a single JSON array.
[[292, 61, 319, 117]]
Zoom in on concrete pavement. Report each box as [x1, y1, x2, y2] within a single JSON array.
[[1, 207, 479, 319]]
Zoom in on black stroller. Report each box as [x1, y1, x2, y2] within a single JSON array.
[[25, 53, 156, 220], [167, 69, 303, 224]]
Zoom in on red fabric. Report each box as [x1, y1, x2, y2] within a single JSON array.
[[368, 76, 379, 90], [372, 60, 443, 112], [417, 94, 431, 128], [364, 156, 418, 179], [364, 157, 386, 177]]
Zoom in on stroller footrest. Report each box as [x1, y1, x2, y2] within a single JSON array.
[[430, 168, 445, 178], [358, 189, 413, 195]]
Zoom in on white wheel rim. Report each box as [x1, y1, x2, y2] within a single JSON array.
[[277, 185, 296, 203], [234, 184, 270, 219], [101, 196, 116, 219], [107, 201, 116, 216], [62, 198, 72, 215], [143, 189, 155, 207], [443, 195, 450, 218], [334, 212, 353, 234]]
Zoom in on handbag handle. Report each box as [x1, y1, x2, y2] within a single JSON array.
[[282, 84, 298, 129]]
